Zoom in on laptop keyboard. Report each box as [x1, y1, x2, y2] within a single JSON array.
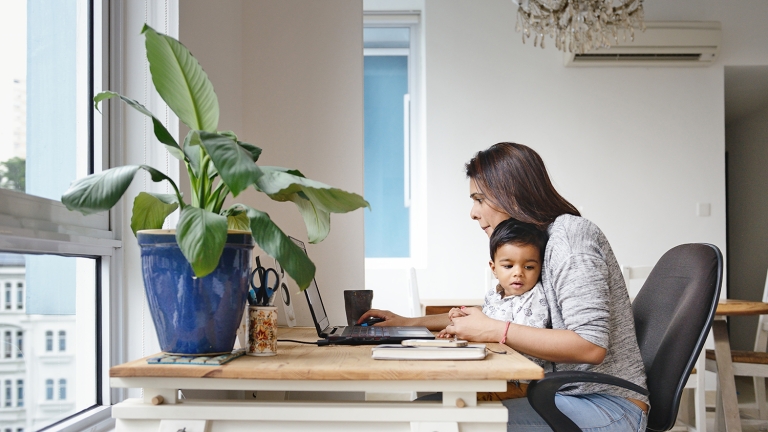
[[348, 326, 391, 340]]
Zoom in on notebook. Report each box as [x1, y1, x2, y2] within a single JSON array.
[[371, 344, 487, 360], [290, 237, 435, 345]]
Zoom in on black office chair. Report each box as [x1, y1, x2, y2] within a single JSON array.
[[526, 243, 723, 432]]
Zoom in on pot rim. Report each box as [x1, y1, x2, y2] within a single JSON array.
[[138, 229, 252, 235]]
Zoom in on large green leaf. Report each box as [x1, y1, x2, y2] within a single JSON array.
[[289, 194, 331, 243], [237, 141, 262, 162], [256, 166, 370, 213], [130, 192, 179, 235], [62, 165, 142, 215], [254, 167, 368, 244], [176, 206, 228, 277], [182, 129, 203, 177], [235, 205, 316, 290], [197, 131, 262, 196], [94, 91, 184, 160], [227, 210, 251, 231], [62, 165, 183, 217], [142, 25, 219, 132]]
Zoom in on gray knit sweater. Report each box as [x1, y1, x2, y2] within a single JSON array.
[[541, 214, 649, 405]]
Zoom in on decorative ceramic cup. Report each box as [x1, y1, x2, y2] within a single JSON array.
[[247, 306, 277, 356]]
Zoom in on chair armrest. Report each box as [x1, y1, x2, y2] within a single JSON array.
[[526, 371, 650, 432]]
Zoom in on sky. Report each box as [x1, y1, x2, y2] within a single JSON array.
[[0, 1, 27, 163]]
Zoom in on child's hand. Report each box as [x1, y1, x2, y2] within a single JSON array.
[[448, 306, 469, 320], [437, 328, 454, 338]]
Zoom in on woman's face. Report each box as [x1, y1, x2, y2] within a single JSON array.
[[469, 179, 510, 237]]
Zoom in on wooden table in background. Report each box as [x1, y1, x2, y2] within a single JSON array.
[[110, 327, 543, 431], [711, 300, 768, 432]]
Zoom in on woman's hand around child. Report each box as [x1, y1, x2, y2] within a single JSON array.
[[443, 307, 507, 343]]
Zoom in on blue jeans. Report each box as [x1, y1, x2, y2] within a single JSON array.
[[503, 394, 648, 432]]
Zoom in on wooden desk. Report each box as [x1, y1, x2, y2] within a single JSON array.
[[110, 327, 543, 431], [709, 300, 768, 432]]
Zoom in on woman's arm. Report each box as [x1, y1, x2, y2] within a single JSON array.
[[358, 309, 452, 331], [446, 308, 606, 364]]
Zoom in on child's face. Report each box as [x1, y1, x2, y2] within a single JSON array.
[[489, 243, 541, 297]]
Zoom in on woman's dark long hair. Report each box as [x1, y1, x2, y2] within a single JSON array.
[[465, 142, 580, 230]]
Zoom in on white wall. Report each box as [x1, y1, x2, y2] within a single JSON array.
[[416, 0, 728, 300], [180, 0, 365, 327]]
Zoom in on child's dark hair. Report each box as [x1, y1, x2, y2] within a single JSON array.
[[489, 218, 548, 261]]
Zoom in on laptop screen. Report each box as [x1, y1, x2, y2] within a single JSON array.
[[289, 237, 331, 332]]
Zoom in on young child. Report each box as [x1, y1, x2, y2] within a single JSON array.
[[442, 218, 552, 400]]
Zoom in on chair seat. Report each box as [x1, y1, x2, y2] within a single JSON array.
[[705, 349, 768, 364]]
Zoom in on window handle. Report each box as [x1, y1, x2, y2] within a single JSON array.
[[403, 94, 411, 208]]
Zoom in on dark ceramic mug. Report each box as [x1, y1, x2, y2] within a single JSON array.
[[344, 290, 373, 326]]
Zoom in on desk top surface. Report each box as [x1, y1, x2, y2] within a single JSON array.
[[110, 327, 543, 382], [716, 300, 768, 316]]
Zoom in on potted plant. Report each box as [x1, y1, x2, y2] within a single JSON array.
[[61, 25, 369, 355]]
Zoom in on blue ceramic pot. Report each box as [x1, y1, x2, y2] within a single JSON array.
[[138, 230, 253, 355]]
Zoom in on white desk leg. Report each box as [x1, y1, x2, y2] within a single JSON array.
[[712, 318, 742, 432], [411, 422, 459, 432]]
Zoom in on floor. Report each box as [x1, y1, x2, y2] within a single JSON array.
[[673, 377, 768, 432]]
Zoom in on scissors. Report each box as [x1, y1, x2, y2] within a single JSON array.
[[249, 257, 280, 306]]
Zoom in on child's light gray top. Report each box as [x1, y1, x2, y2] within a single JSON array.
[[483, 282, 552, 373], [542, 214, 649, 405]]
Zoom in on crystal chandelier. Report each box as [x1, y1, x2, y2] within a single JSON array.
[[513, 0, 646, 54]]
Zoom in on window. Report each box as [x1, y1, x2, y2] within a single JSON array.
[[362, 12, 426, 268], [58, 330, 66, 352], [59, 379, 66, 400], [16, 380, 22, 407], [4, 285, 9, 310], [15, 283, 22, 310], [16, 331, 21, 358], [4, 380, 10, 407], [45, 330, 52, 352], [3, 331, 10, 358], [45, 379, 53, 400]]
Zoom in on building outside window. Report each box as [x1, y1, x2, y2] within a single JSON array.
[[58, 330, 66, 352], [15, 331, 21, 358], [45, 379, 52, 401], [15, 283, 22, 310], [58, 379, 66, 400], [4, 380, 10, 407], [3, 331, 10, 358], [16, 380, 22, 407], [4, 284, 9, 310]]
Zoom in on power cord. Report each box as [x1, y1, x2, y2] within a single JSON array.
[[278, 339, 330, 346]]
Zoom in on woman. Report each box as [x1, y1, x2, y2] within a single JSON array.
[[360, 142, 648, 431]]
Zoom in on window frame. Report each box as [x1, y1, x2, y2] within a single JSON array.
[[0, 0, 118, 429]]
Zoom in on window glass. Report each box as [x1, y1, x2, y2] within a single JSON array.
[[364, 28, 411, 258], [0, 253, 96, 430], [15, 332, 22, 358], [0, 0, 89, 200]]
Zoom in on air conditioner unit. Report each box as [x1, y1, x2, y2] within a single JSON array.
[[564, 21, 721, 67]]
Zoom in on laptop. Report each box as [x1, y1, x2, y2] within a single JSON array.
[[290, 237, 435, 345]]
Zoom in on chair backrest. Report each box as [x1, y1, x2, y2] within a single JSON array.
[[632, 243, 722, 432], [407, 267, 422, 317]]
